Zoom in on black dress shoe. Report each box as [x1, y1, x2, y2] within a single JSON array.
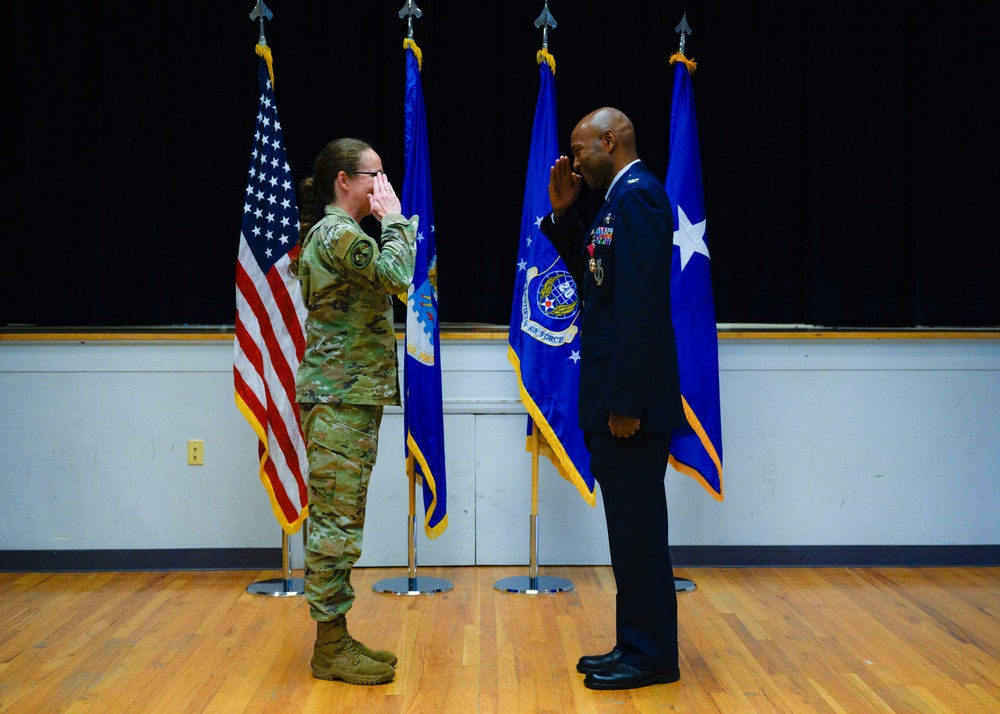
[[584, 661, 680, 690], [576, 646, 622, 674]]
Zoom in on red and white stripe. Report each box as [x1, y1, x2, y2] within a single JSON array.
[[234, 231, 309, 533]]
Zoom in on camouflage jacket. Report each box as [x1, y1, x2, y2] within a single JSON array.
[[296, 204, 417, 405]]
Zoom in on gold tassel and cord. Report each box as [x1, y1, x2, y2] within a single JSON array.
[[669, 52, 697, 74], [403, 38, 423, 71], [537, 48, 556, 73], [256, 44, 275, 85]]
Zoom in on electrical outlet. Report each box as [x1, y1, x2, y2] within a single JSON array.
[[188, 439, 204, 465]]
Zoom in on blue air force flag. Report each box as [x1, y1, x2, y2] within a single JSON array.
[[507, 53, 594, 505], [401, 40, 447, 537], [665, 55, 724, 500]]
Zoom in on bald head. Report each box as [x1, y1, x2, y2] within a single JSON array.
[[579, 107, 637, 156], [569, 107, 639, 192]]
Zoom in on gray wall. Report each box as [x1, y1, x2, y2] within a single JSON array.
[[1, 334, 998, 566]]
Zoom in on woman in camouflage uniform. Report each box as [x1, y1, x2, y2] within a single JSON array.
[[296, 138, 417, 685]]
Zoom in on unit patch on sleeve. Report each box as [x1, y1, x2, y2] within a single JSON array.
[[350, 239, 374, 269]]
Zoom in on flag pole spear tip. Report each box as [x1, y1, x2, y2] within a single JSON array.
[[674, 11, 692, 55], [534, 2, 557, 50], [249, 0, 273, 47], [399, 0, 423, 40]]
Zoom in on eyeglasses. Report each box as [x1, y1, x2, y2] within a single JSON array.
[[351, 171, 382, 177]]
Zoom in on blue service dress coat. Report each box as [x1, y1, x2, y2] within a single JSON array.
[[541, 160, 686, 435], [541, 160, 686, 673]]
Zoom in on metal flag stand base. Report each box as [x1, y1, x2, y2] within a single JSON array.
[[373, 455, 453, 596], [493, 514, 574, 594], [494, 426, 574, 595], [247, 527, 305, 597], [675, 577, 697, 593]]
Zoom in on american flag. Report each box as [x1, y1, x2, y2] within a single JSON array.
[[234, 47, 309, 534]]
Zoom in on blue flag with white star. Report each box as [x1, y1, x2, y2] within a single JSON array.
[[507, 52, 594, 505], [665, 55, 724, 500], [401, 40, 447, 537]]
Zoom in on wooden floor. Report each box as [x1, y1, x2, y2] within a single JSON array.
[[1, 566, 998, 713]]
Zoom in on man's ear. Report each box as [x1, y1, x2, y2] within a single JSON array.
[[603, 129, 617, 153]]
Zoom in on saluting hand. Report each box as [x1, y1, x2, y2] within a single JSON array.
[[368, 173, 402, 221], [548, 156, 582, 221]]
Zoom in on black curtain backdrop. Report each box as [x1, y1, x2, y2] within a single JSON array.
[[3, 1, 999, 328]]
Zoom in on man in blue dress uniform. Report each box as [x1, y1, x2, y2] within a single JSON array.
[[541, 107, 687, 690]]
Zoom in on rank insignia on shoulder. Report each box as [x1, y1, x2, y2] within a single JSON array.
[[627, 177, 640, 184]]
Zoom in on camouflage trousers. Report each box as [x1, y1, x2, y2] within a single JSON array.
[[300, 403, 383, 622]]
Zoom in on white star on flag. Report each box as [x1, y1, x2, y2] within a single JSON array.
[[673, 204, 709, 270]]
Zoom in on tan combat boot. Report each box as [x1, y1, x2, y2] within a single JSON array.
[[312, 616, 395, 685], [343, 620, 398, 667]]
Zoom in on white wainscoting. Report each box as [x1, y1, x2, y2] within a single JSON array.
[[1, 333, 998, 567]]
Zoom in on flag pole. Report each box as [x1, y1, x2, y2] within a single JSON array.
[[670, 11, 699, 595], [495, 2, 573, 596], [247, 528, 306, 597], [373, 0, 453, 597], [408, 453, 417, 584], [530, 427, 539, 583], [240, 0, 306, 598], [372, 443, 452, 595], [494, 421, 574, 594]]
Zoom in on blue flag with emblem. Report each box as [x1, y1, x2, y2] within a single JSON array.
[[401, 39, 447, 537], [507, 51, 594, 505], [665, 53, 724, 500]]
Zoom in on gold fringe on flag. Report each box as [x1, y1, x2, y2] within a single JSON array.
[[537, 47, 556, 74], [256, 43, 275, 86], [404, 38, 423, 71], [668, 395, 724, 501], [507, 347, 596, 507], [669, 52, 697, 75]]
